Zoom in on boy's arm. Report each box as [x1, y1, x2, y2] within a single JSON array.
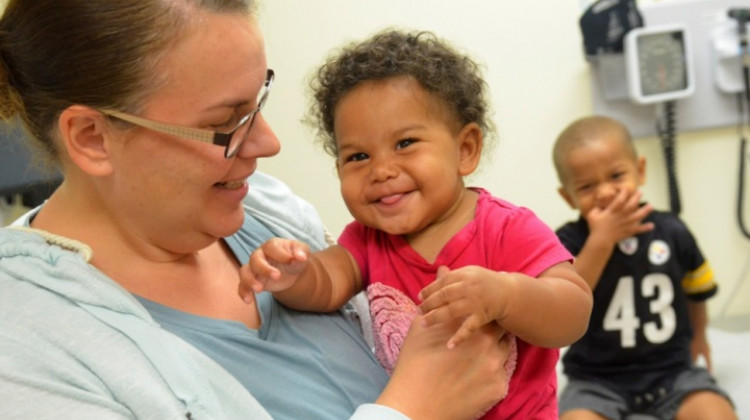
[[273, 245, 363, 312], [571, 229, 618, 289], [419, 261, 593, 348], [688, 300, 712, 372]]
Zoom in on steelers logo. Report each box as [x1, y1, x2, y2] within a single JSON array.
[[648, 240, 670, 265], [618, 237, 638, 255]]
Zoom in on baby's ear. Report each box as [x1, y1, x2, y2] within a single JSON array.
[[457, 122, 482, 176], [558, 186, 577, 210], [58, 105, 114, 177]]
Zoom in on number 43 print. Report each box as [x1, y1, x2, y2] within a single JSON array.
[[603, 274, 676, 348]]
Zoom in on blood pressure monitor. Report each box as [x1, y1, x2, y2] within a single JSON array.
[[625, 24, 695, 104]]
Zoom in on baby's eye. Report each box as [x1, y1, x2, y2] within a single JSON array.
[[396, 138, 416, 150], [344, 152, 369, 163], [611, 171, 625, 180]]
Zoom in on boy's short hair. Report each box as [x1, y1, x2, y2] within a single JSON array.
[[552, 115, 637, 184]]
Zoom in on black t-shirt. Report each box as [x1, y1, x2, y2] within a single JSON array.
[[556, 211, 717, 392]]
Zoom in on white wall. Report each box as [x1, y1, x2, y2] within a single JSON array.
[[257, 0, 750, 319], [1, 0, 743, 318]]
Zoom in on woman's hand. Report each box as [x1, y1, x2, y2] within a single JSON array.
[[376, 315, 509, 420]]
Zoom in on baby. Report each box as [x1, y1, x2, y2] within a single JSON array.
[[240, 29, 592, 419]]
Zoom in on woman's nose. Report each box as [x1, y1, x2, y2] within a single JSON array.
[[235, 113, 280, 159]]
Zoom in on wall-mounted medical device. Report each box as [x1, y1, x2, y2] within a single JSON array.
[[712, 16, 750, 95], [721, 7, 750, 240], [588, 0, 750, 139], [624, 24, 695, 104]]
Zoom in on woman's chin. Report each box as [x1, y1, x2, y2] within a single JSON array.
[[210, 210, 246, 239]]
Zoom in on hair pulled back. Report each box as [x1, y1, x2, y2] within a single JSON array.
[[0, 0, 253, 165], [309, 28, 496, 158]]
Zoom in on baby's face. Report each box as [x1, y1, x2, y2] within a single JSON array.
[[332, 76, 475, 236], [559, 136, 645, 217]]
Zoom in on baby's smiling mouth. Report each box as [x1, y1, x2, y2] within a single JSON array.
[[377, 193, 406, 205]]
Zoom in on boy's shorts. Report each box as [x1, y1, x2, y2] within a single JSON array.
[[559, 366, 734, 419]]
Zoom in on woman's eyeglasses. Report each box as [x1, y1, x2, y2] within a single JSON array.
[[98, 69, 274, 159]]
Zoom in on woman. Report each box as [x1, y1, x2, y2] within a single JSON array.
[[0, 1, 509, 419]]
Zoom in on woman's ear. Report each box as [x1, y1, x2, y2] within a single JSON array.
[[57, 105, 115, 177], [457, 122, 482, 176]]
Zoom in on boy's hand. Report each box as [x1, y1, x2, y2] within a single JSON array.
[[691, 331, 713, 372], [238, 238, 309, 304], [417, 266, 507, 349], [586, 189, 654, 246]]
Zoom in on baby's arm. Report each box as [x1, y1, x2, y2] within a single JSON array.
[[419, 262, 592, 349], [239, 239, 363, 312], [240, 238, 310, 295], [576, 189, 653, 288]]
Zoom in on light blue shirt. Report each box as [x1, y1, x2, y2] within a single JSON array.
[[0, 171, 407, 419], [136, 206, 390, 420]]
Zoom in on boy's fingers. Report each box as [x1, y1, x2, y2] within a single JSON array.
[[637, 202, 654, 217], [637, 222, 655, 233], [608, 189, 629, 210]]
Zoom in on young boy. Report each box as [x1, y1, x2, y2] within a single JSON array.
[[239, 29, 593, 419], [552, 115, 736, 419]]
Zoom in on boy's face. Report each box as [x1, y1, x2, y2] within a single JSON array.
[[332, 76, 481, 236], [558, 136, 646, 217]]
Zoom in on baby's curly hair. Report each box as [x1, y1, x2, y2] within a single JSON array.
[[308, 28, 496, 158]]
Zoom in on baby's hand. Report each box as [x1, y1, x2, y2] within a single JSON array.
[[418, 266, 506, 349], [238, 238, 309, 304]]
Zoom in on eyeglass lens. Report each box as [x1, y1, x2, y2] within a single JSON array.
[[225, 70, 273, 158]]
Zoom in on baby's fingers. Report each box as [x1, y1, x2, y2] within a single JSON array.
[[418, 265, 452, 302], [248, 249, 282, 281], [241, 260, 275, 288], [237, 281, 256, 304], [262, 239, 308, 265], [237, 264, 266, 303], [420, 294, 472, 328]]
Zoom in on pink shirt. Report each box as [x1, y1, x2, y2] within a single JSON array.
[[339, 188, 572, 419]]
